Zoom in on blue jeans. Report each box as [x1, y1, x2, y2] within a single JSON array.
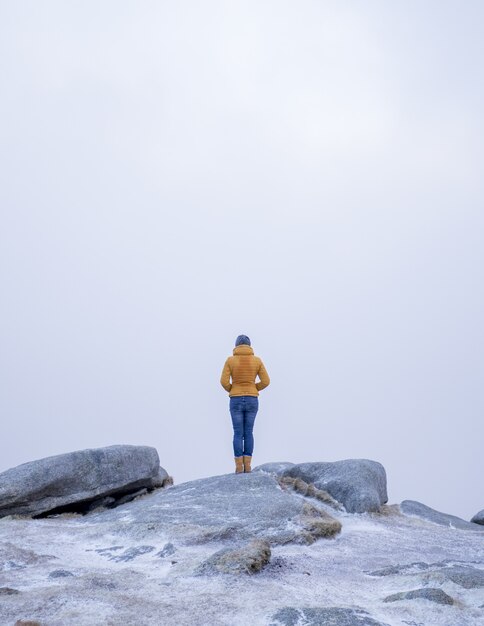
[[230, 396, 259, 457]]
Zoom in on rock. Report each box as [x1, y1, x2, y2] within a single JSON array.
[[383, 588, 454, 605], [280, 459, 388, 513], [149, 467, 173, 489], [156, 542, 176, 557], [85, 471, 342, 545], [0, 586, 21, 595], [88, 575, 117, 590], [471, 509, 484, 525], [367, 559, 484, 592], [270, 607, 390, 626], [253, 462, 296, 475], [48, 569, 74, 578], [195, 539, 271, 575], [424, 565, 484, 589], [400, 501, 484, 531], [112, 487, 149, 507], [14, 622, 42, 626], [103, 545, 155, 562], [0, 445, 168, 518], [84, 495, 117, 512], [0, 541, 53, 570], [368, 561, 432, 576], [1, 464, 483, 626]]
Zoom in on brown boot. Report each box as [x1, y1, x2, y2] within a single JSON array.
[[243, 455, 252, 473], [234, 456, 244, 473]]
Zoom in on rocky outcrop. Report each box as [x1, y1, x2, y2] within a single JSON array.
[[86, 471, 342, 545], [383, 588, 454, 605], [1, 452, 484, 626], [270, 607, 390, 625], [400, 500, 484, 532], [195, 539, 271, 575], [423, 565, 484, 589], [471, 509, 484, 525], [258, 459, 388, 513], [0, 445, 169, 518]]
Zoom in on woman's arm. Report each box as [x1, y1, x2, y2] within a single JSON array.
[[220, 358, 232, 392], [256, 360, 270, 391]]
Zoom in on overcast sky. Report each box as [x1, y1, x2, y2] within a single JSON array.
[[1, 1, 483, 520]]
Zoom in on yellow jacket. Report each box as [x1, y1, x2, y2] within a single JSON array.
[[220, 344, 270, 397]]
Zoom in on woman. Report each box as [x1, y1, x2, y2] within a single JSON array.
[[220, 335, 270, 473]]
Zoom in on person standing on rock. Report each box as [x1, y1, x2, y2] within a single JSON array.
[[220, 335, 270, 474]]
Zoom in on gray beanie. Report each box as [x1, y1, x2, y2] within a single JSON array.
[[235, 334, 251, 346]]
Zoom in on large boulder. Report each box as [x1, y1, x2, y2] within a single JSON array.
[[0, 445, 168, 518], [272, 459, 388, 513], [400, 501, 484, 532], [471, 509, 484, 525], [86, 471, 342, 545]]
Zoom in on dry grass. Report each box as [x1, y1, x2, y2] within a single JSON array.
[[278, 476, 343, 511], [369, 504, 402, 518], [297, 502, 342, 542]]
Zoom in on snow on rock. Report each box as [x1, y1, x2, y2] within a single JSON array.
[[0, 445, 170, 518], [0, 457, 483, 626], [421, 564, 484, 589], [84, 470, 342, 545], [383, 587, 455, 605], [270, 607, 390, 625], [400, 500, 484, 532]]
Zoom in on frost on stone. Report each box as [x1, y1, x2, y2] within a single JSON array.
[[0, 586, 21, 595], [1, 461, 484, 625], [422, 565, 484, 589], [270, 607, 390, 626], [383, 588, 454, 605]]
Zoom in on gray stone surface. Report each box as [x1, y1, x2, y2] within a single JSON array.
[[86, 471, 342, 545], [400, 500, 484, 531], [0, 586, 21, 595], [195, 539, 271, 575], [0, 445, 167, 518], [368, 561, 431, 577], [424, 565, 484, 589], [156, 542, 176, 557], [100, 545, 156, 562], [1, 458, 483, 626], [270, 607, 390, 626], [280, 459, 388, 513], [383, 588, 454, 605], [48, 569, 74, 578], [253, 462, 296, 475], [471, 509, 484, 525]]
